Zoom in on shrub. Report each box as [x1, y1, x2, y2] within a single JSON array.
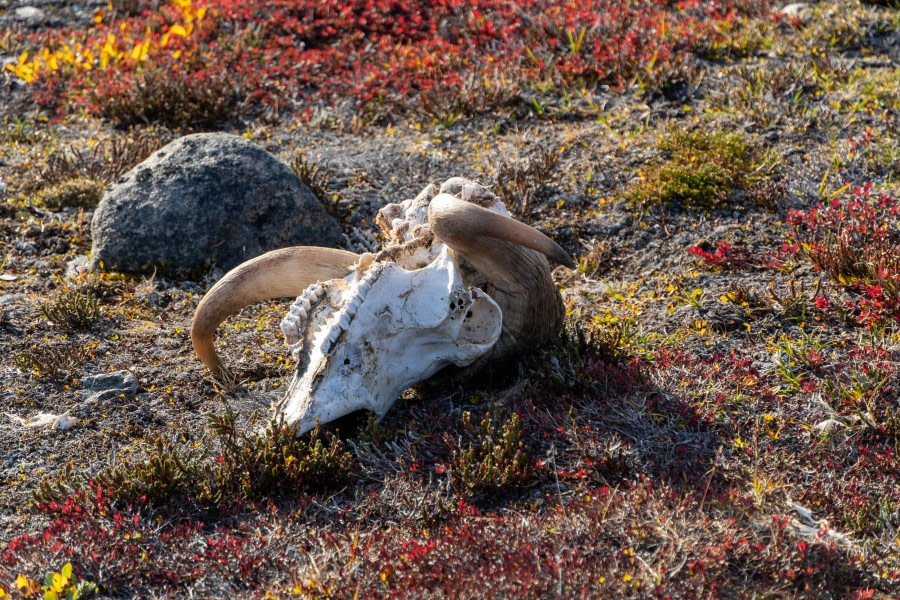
[[39, 129, 171, 187], [11, 0, 778, 123], [418, 72, 520, 126], [797, 1, 892, 51], [200, 413, 353, 503], [87, 62, 247, 129], [290, 152, 330, 201], [820, 346, 900, 439], [289, 151, 351, 223], [788, 184, 900, 325], [446, 409, 530, 497], [16, 341, 96, 382], [37, 414, 353, 511], [687, 241, 755, 270], [42, 290, 102, 330], [35, 563, 97, 599], [490, 143, 559, 216]]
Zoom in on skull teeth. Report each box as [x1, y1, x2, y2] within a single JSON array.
[[281, 282, 327, 359], [281, 263, 384, 363], [319, 270, 380, 354]]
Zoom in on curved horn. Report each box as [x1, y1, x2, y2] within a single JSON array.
[[427, 193, 573, 373], [191, 247, 358, 378], [427, 193, 574, 279]]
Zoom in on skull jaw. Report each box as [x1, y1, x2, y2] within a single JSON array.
[[280, 353, 466, 435], [278, 306, 504, 435]]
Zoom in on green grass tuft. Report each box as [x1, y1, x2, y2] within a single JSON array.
[[628, 128, 762, 210], [34, 177, 105, 211], [42, 289, 102, 330]]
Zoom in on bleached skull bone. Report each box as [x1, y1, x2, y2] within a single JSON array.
[[276, 248, 501, 433], [372, 179, 511, 272], [377, 179, 507, 248]]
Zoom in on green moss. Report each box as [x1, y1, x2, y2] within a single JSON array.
[[34, 177, 105, 210], [626, 127, 769, 211]]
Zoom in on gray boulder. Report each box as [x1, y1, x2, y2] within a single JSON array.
[[90, 133, 340, 274]]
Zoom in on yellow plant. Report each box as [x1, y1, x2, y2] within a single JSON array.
[[14, 574, 40, 595], [5, 0, 206, 84], [13, 563, 99, 600]]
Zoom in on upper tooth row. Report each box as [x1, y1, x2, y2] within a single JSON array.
[[314, 264, 383, 356], [281, 283, 326, 354]]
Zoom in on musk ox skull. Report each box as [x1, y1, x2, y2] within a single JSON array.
[[191, 178, 573, 434]]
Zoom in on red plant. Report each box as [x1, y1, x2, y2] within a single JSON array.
[[687, 240, 755, 269], [16, 0, 777, 124], [788, 184, 900, 325]]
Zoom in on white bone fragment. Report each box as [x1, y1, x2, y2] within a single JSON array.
[[5, 411, 77, 431]]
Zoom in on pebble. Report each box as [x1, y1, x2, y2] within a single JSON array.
[[65, 255, 91, 278], [778, 3, 809, 17], [14, 6, 45, 21], [81, 370, 139, 394]]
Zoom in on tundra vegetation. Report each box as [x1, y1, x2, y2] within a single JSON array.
[[1, 0, 899, 597]]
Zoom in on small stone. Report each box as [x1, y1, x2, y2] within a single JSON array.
[[13, 241, 37, 254], [672, 301, 747, 333], [74, 389, 134, 417], [14, 6, 45, 21], [81, 370, 139, 394], [83, 388, 128, 404], [65, 255, 91, 278], [778, 3, 809, 17]]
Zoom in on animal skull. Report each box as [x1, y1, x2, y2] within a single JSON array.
[[276, 248, 501, 433], [191, 178, 573, 434]]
